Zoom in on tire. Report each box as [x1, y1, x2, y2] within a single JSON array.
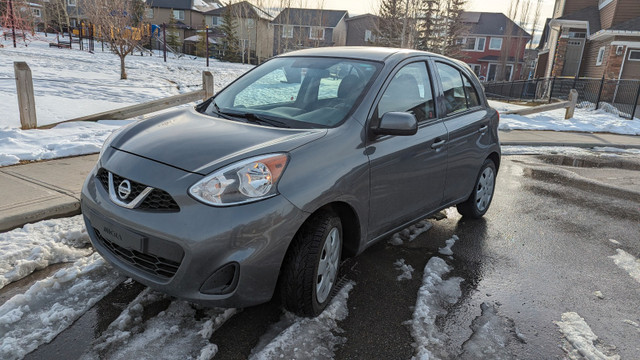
[[457, 159, 497, 219], [280, 211, 342, 317]]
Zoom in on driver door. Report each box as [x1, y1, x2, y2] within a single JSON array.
[[366, 61, 448, 240]]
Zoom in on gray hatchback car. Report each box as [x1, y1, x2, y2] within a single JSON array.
[[81, 47, 500, 316]]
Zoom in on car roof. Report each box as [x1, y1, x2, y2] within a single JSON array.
[[278, 46, 441, 63]]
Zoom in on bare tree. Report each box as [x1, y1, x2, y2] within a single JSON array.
[[84, 0, 150, 79]]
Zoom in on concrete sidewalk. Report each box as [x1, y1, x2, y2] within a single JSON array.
[[1, 130, 639, 232]]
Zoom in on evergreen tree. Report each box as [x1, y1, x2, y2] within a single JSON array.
[[217, 3, 239, 62], [442, 0, 468, 59], [416, 0, 443, 53], [377, 0, 403, 48], [166, 10, 182, 51]]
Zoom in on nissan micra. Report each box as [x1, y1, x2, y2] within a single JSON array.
[[81, 47, 500, 317]]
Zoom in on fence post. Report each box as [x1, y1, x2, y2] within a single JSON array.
[[203, 71, 214, 100], [549, 76, 556, 103], [631, 81, 640, 120], [565, 89, 578, 120], [14, 62, 37, 130], [595, 75, 605, 110]]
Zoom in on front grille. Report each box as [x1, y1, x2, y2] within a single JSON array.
[[94, 228, 182, 279], [96, 168, 180, 212]]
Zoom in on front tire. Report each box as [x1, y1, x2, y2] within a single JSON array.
[[457, 159, 496, 219], [280, 211, 342, 317]]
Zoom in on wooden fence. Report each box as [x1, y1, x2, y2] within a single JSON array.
[[13, 61, 214, 130]]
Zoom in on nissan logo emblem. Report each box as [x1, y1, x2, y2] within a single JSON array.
[[118, 180, 132, 200]]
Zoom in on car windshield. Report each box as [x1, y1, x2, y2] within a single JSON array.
[[204, 57, 382, 128]]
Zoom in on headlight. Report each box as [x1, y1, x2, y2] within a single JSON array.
[[189, 154, 289, 206]]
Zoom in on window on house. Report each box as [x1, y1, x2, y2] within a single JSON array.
[[489, 38, 502, 50], [310, 26, 324, 40], [173, 10, 185, 21], [282, 25, 293, 38], [247, 18, 255, 28], [629, 50, 640, 61], [32, 8, 41, 17], [145, 8, 154, 19], [365, 29, 375, 42], [596, 46, 606, 66], [464, 37, 485, 51], [470, 64, 481, 76], [67, 0, 76, 6]]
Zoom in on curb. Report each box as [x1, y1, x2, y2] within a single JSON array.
[[500, 141, 640, 149], [0, 201, 81, 233]]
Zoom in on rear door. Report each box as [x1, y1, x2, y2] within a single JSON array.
[[432, 60, 493, 204], [366, 60, 448, 240]]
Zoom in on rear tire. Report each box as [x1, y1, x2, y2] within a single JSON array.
[[457, 159, 496, 219], [280, 211, 342, 317]]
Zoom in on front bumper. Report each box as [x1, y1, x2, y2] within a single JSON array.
[[81, 148, 306, 308]]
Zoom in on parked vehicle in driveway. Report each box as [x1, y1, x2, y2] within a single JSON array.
[[81, 47, 500, 317]]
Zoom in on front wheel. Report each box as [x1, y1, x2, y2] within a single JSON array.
[[457, 159, 497, 218], [280, 211, 342, 317]]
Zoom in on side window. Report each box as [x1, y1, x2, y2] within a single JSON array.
[[436, 62, 468, 115], [463, 76, 481, 108], [377, 62, 435, 122]]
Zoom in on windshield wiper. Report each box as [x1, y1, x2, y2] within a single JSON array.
[[239, 113, 291, 128]]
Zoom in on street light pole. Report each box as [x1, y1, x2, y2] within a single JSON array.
[[8, 0, 17, 48]]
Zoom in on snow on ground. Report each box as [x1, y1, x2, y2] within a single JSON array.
[[459, 303, 524, 359], [438, 235, 458, 256], [491, 100, 640, 135], [0, 253, 123, 360], [388, 220, 433, 245], [0, 37, 253, 128], [0, 215, 92, 289], [410, 256, 464, 359], [394, 259, 415, 281], [0, 120, 131, 166], [82, 289, 236, 360], [554, 312, 620, 360], [249, 282, 354, 360], [0, 36, 253, 166], [609, 249, 640, 284], [502, 146, 640, 156]]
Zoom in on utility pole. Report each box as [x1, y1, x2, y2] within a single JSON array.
[[8, 0, 17, 48]]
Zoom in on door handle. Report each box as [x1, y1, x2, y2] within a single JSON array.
[[431, 139, 446, 149], [478, 125, 488, 134]]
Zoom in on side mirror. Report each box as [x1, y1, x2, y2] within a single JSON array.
[[373, 112, 418, 136]]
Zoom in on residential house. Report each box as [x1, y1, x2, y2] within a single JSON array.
[[204, 1, 273, 63], [536, 0, 640, 80], [145, 0, 220, 45], [345, 14, 380, 46], [272, 8, 348, 55], [460, 12, 532, 82]]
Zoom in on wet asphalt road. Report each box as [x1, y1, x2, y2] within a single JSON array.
[[24, 154, 640, 359]]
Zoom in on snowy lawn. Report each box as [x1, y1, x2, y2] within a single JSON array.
[[491, 100, 640, 135]]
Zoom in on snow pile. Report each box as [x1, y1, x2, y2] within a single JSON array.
[[0, 253, 123, 360], [460, 302, 523, 359], [410, 256, 464, 359], [394, 259, 415, 281], [250, 282, 354, 360], [438, 235, 458, 256], [554, 312, 620, 360], [389, 220, 433, 245], [490, 100, 640, 135], [0, 120, 130, 166], [83, 294, 236, 360], [609, 249, 640, 284], [0, 215, 92, 289], [501, 146, 640, 156]]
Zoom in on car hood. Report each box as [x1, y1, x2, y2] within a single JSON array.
[[112, 108, 327, 175]]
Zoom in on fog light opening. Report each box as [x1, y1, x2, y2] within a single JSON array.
[[200, 262, 239, 295]]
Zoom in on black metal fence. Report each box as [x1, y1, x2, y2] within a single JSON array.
[[483, 76, 640, 120]]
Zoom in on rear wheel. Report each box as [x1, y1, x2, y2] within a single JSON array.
[[457, 159, 496, 218], [280, 211, 342, 317]]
